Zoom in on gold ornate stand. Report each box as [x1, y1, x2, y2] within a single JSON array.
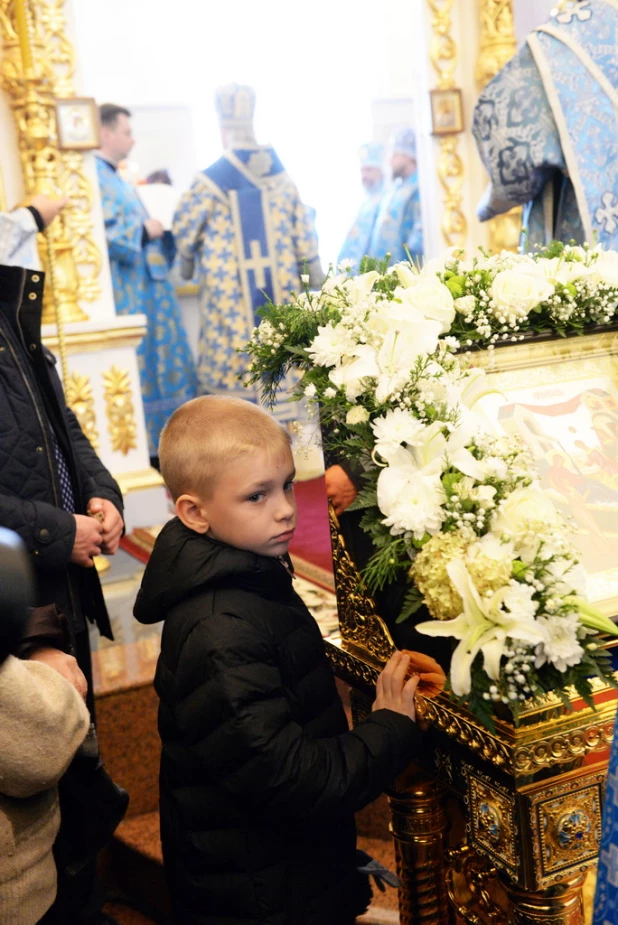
[[326, 508, 616, 925]]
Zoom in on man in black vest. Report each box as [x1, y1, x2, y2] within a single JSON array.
[[0, 198, 125, 924]]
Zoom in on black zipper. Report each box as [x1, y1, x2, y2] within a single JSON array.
[[3, 270, 62, 509]]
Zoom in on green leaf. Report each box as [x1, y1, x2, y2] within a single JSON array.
[[395, 587, 425, 623]]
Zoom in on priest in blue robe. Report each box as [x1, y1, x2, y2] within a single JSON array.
[[594, 713, 618, 924], [369, 128, 423, 265], [172, 84, 324, 423], [338, 142, 385, 270], [96, 103, 197, 458], [472, 0, 618, 248]]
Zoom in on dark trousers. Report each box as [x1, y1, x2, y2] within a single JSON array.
[[46, 629, 104, 924]]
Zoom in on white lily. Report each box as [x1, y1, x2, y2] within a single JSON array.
[[343, 270, 380, 300], [415, 559, 546, 696], [406, 420, 487, 481], [328, 344, 380, 401]]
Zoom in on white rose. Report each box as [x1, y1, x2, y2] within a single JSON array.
[[490, 269, 555, 320], [396, 279, 455, 333], [346, 406, 370, 425], [491, 487, 560, 538], [454, 295, 476, 315]]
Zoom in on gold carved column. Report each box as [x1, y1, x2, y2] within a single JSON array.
[[389, 768, 450, 924], [426, 0, 467, 248], [476, 0, 521, 252], [0, 0, 98, 322]]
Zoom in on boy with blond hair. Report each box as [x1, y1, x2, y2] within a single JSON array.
[[135, 395, 422, 925]]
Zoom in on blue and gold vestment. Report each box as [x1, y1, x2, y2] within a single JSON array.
[[473, 0, 618, 248], [338, 183, 385, 270], [368, 174, 423, 266], [95, 156, 197, 455], [172, 146, 319, 421]]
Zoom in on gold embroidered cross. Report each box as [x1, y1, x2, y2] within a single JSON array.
[[246, 239, 270, 288]]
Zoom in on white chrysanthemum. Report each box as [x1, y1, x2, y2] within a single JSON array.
[[377, 466, 446, 539], [304, 383, 317, 398], [371, 408, 426, 460], [308, 323, 356, 368], [535, 612, 584, 672], [346, 406, 370, 425], [323, 387, 337, 399], [502, 581, 539, 621]]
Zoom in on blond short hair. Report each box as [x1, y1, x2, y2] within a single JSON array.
[[159, 396, 292, 501]]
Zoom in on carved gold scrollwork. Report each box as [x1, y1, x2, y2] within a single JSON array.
[[65, 370, 99, 449], [37, 0, 102, 306], [446, 843, 508, 925], [102, 365, 137, 456], [476, 0, 521, 253], [328, 505, 394, 668], [0, 0, 89, 324], [476, 0, 517, 89], [437, 135, 467, 247], [426, 0, 467, 247]]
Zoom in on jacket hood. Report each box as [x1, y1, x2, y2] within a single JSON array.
[[133, 517, 293, 625]]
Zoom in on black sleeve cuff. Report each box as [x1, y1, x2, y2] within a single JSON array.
[[142, 225, 150, 246], [27, 205, 45, 232]]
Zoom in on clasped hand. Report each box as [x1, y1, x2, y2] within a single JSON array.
[[71, 498, 124, 567]]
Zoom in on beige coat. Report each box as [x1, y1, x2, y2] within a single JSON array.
[[0, 656, 90, 925]]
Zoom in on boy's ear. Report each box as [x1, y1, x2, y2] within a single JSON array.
[[175, 494, 210, 534]]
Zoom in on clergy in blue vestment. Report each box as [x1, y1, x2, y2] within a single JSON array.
[[473, 0, 618, 249], [95, 104, 197, 457], [337, 142, 384, 269], [594, 708, 618, 924], [368, 128, 423, 266], [172, 84, 324, 422]]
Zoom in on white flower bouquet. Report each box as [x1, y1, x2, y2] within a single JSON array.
[[244, 247, 618, 729]]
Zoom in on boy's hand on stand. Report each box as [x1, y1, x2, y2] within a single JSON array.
[[372, 651, 419, 723]]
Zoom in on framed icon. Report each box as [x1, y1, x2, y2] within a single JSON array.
[[430, 88, 464, 136], [473, 329, 618, 619], [55, 97, 100, 151]]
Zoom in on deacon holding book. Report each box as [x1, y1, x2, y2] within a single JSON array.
[[96, 104, 196, 459]]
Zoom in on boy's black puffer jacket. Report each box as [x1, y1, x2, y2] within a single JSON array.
[[134, 518, 421, 925]]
